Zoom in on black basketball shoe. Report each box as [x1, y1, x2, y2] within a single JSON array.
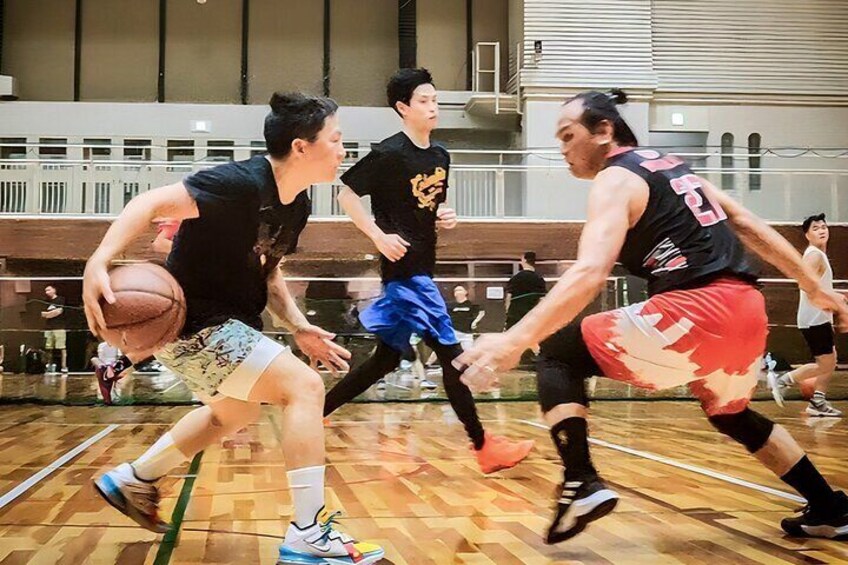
[[781, 491, 848, 539], [546, 476, 619, 544]]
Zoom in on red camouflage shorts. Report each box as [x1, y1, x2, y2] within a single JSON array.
[[581, 278, 767, 416]]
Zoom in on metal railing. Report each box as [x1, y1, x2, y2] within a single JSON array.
[[472, 41, 502, 114], [1, 146, 847, 220]]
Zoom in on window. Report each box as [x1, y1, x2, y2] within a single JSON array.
[[720, 133, 734, 191], [124, 139, 151, 161], [39, 138, 67, 159], [124, 139, 151, 172], [0, 138, 27, 171], [748, 133, 762, 191], [207, 140, 234, 162], [343, 142, 359, 162], [83, 139, 111, 161], [167, 140, 194, 172], [39, 138, 68, 171], [250, 140, 266, 157], [0, 138, 27, 160]]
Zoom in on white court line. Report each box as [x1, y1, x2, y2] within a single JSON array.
[[0, 424, 120, 511], [516, 419, 805, 504]]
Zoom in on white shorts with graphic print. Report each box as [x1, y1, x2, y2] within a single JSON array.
[[156, 319, 285, 401]]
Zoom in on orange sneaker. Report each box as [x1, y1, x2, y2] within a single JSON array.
[[473, 432, 535, 474]]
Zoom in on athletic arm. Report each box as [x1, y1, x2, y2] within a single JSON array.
[[701, 177, 848, 324], [42, 308, 63, 319], [265, 266, 309, 333], [506, 168, 634, 349], [338, 186, 383, 241], [337, 186, 409, 262], [699, 178, 820, 294], [266, 264, 352, 373], [83, 183, 199, 335], [90, 184, 198, 265], [151, 231, 174, 254], [456, 168, 637, 385]]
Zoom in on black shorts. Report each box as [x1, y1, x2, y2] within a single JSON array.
[[800, 323, 835, 357]]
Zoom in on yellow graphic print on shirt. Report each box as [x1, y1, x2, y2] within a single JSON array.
[[410, 167, 446, 211]]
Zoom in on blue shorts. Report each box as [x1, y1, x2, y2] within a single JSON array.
[[359, 275, 457, 352]]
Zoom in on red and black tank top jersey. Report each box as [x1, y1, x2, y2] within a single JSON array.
[[605, 147, 759, 295]]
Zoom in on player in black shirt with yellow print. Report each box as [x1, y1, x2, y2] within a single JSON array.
[[323, 68, 533, 474]]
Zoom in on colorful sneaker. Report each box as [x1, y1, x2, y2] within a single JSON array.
[[95, 366, 115, 405], [806, 400, 843, 417], [473, 432, 534, 474], [546, 477, 619, 544], [781, 491, 848, 539], [92, 463, 169, 533], [278, 508, 384, 564]]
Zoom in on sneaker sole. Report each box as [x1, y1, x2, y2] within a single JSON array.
[[92, 475, 170, 534], [805, 407, 842, 418], [546, 489, 619, 544], [797, 523, 848, 539], [278, 547, 385, 565]]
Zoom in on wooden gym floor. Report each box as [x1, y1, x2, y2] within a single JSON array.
[[0, 399, 846, 564]]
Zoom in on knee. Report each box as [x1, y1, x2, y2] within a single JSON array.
[[537, 355, 589, 413], [298, 369, 326, 403], [819, 353, 837, 372], [543, 402, 587, 426], [707, 408, 774, 453]]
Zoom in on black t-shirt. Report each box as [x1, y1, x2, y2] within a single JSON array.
[[45, 296, 66, 329], [607, 148, 758, 295], [507, 270, 546, 300], [448, 301, 481, 333], [168, 155, 310, 334], [506, 269, 547, 325], [341, 132, 450, 282]]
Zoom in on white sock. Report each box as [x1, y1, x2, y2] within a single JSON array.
[[287, 465, 326, 528], [132, 432, 190, 481]]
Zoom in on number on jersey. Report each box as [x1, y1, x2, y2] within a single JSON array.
[[669, 174, 727, 227]]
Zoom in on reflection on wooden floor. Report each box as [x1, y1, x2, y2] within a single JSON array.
[[0, 400, 846, 564]]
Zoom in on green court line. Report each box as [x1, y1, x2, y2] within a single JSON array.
[[153, 452, 203, 565]]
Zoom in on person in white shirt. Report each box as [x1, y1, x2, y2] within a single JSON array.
[[770, 214, 842, 417]]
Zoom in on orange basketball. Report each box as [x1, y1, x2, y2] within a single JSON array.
[[798, 377, 817, 401], [99, 263, 186, 356]]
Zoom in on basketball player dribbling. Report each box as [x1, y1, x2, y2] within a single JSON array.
[[458, 89, 848, 543], [83, 93, 384, 564]]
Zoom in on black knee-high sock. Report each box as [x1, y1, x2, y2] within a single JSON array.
[[428, 340, 486, 450], [324, 341, 401, 417], [781, 456, 838, 514], [550, 417, 597, 482]]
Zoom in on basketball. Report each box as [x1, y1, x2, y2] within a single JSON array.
[[99, 263, 185, 356], [798, 376, 817, 401]]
